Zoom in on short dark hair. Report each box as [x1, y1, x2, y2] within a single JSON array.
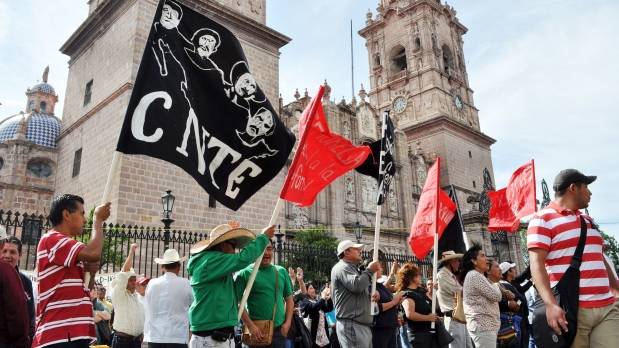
[[2, 236, 22, 254], [163, 262, 180, 271], [49, 194, 84, 226], [555, 182, 584, 198]]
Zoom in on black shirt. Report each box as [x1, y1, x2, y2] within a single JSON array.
[[373, 283, 398, 329], [403, 287, 432, 333]]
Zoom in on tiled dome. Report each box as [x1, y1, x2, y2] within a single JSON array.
[[29, 82, 56, 95], [0, 113, 61, 148]]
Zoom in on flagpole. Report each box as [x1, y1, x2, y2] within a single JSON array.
[[370, 204, 381, 315], [370, 110, 389, 315], [85, 151, 122, 287], [237, 197, 284, 321], [431, 157, 441, 329], [531, 159, 538, 212]]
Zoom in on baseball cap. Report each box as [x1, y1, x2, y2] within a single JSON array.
[[337, 240, 364, 256], [553, 169, 596, 192], [499, 262, 516, 275]]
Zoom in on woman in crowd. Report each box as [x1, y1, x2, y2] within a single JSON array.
[[459, 244, 502, 348], [372, 263, 403, 348], [397, 263, 439, 348], [499, 262, 531, 348], [300, 282, 333, 348], [487, 260, 519, 348]]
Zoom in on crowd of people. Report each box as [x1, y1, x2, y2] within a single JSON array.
[[1, 168, 619, 348]]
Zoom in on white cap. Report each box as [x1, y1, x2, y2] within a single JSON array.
[[337, 240, 364, 256], [499, 262, 517, 275]]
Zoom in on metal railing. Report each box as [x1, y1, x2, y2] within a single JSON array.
[[3, 209, 430, 283]]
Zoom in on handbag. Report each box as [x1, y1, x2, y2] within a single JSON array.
[[433, 320, 454, 347], [452, 290, 466, 323], [242, 268, 279, 347], [531, 216, 587, 348]]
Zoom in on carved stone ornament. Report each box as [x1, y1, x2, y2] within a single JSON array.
[[292, 204, 309, 230]]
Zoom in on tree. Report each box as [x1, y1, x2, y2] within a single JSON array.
[[600, 229, 619, 274], [76, 208, 127, 270], [280, 226, 338, 284]]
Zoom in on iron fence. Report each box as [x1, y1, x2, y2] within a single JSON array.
[[2, 209, 430, 284]]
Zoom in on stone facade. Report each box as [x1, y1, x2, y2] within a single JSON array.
[[358, 0, 523, 265]]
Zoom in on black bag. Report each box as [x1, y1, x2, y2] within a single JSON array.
[[292, 314, 312, 348], [433, 320, 454, 347], [531, 216, 587, 348]]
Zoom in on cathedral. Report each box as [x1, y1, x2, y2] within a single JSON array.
[[0, 0, 523, 267]]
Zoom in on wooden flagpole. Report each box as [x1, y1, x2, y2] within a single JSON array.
[[430, 157, 441, 329], [84, 151, 122, 286], [237, 197, 284, 320]]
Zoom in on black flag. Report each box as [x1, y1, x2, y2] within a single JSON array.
[[438, 185, 467, 254], [116, 0, 295, 210], [354, 111, 395, 205]]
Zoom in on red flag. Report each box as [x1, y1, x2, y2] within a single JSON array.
[[505, 160, 537, 219], [488, 188, 520, 232], [280, 86, 371, 206], [408, 158, 456, 259]]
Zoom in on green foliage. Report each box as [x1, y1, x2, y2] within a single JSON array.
[[76, 208, 127, 269], [281, 226, 338, 284], [599, 229, 619, 274]]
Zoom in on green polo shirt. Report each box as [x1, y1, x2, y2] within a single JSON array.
[[235, 264, 293, 328]]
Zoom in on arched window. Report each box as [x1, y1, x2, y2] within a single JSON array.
[[389, 45, 407, 73], [28, 100, 35, 112], [40, 101, 47, 113], [414, 37, 422, 51], [27, 159, 53, 178], [373, 53, 381, 67], [0, 157, 4, 171], [442, 44, 454, 73]]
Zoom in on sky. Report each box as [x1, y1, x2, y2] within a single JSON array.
[[0, 0, 617, 238]]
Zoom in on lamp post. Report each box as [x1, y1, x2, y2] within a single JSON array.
[[353, 221, 363, 243], [161, 190, 175, 250]]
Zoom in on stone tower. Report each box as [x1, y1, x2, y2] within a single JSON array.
[[55, 0, 290, 230], [359, 0, 522, 264]]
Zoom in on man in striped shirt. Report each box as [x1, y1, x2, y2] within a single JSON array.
[[528, 169, 619, 348], [33, 194, 111, 348]]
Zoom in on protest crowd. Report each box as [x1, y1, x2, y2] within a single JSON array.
[[0, 168, 618, 348]]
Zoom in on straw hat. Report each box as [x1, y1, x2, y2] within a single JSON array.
[[439, 250, 463, 265], [190, 223, 256, 255], [154, 249, 187, 264]]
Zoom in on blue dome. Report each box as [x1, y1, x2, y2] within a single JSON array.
[[29, 82, 56, 95], [0, 113, 61, 148]]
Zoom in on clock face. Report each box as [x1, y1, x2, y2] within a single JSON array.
[[392, 96, 407, 114], [454, 95, 464, 110]]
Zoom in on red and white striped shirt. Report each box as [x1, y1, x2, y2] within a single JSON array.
[[527, 202, 614, 308], [32, 230, 95, 348]]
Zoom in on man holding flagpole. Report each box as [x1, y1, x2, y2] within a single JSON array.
[[331, 240, 380, 348]]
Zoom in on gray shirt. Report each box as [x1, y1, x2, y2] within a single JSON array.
[[330, 259, 373, 325]]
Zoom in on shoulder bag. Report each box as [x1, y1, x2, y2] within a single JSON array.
[[452, 290, 466, 323], [242, 267, 279, 346], [531, 216, 587, 348]]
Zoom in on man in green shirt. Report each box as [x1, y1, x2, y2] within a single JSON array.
[[187, 222, 274, 348], [236, 241, 294, 348]]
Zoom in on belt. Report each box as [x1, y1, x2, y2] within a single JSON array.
[[192, 327, 235, 338], [114, 331, 142, 340]]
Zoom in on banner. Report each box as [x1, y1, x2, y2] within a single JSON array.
[[438, 185, 467, 254], [488, 188, 520, 232], [280, 86, 370, 207], [355, 112, 396, 205], [505, 160, 537, 219], [116, 0, 295, 210], [408, 159, 456, 259]]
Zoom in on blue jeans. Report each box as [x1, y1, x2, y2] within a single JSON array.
[[398, 326, 411, 348]]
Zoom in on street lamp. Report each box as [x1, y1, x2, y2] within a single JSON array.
[[161, 190, 175, 250], [353, 221, 363, 243]]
